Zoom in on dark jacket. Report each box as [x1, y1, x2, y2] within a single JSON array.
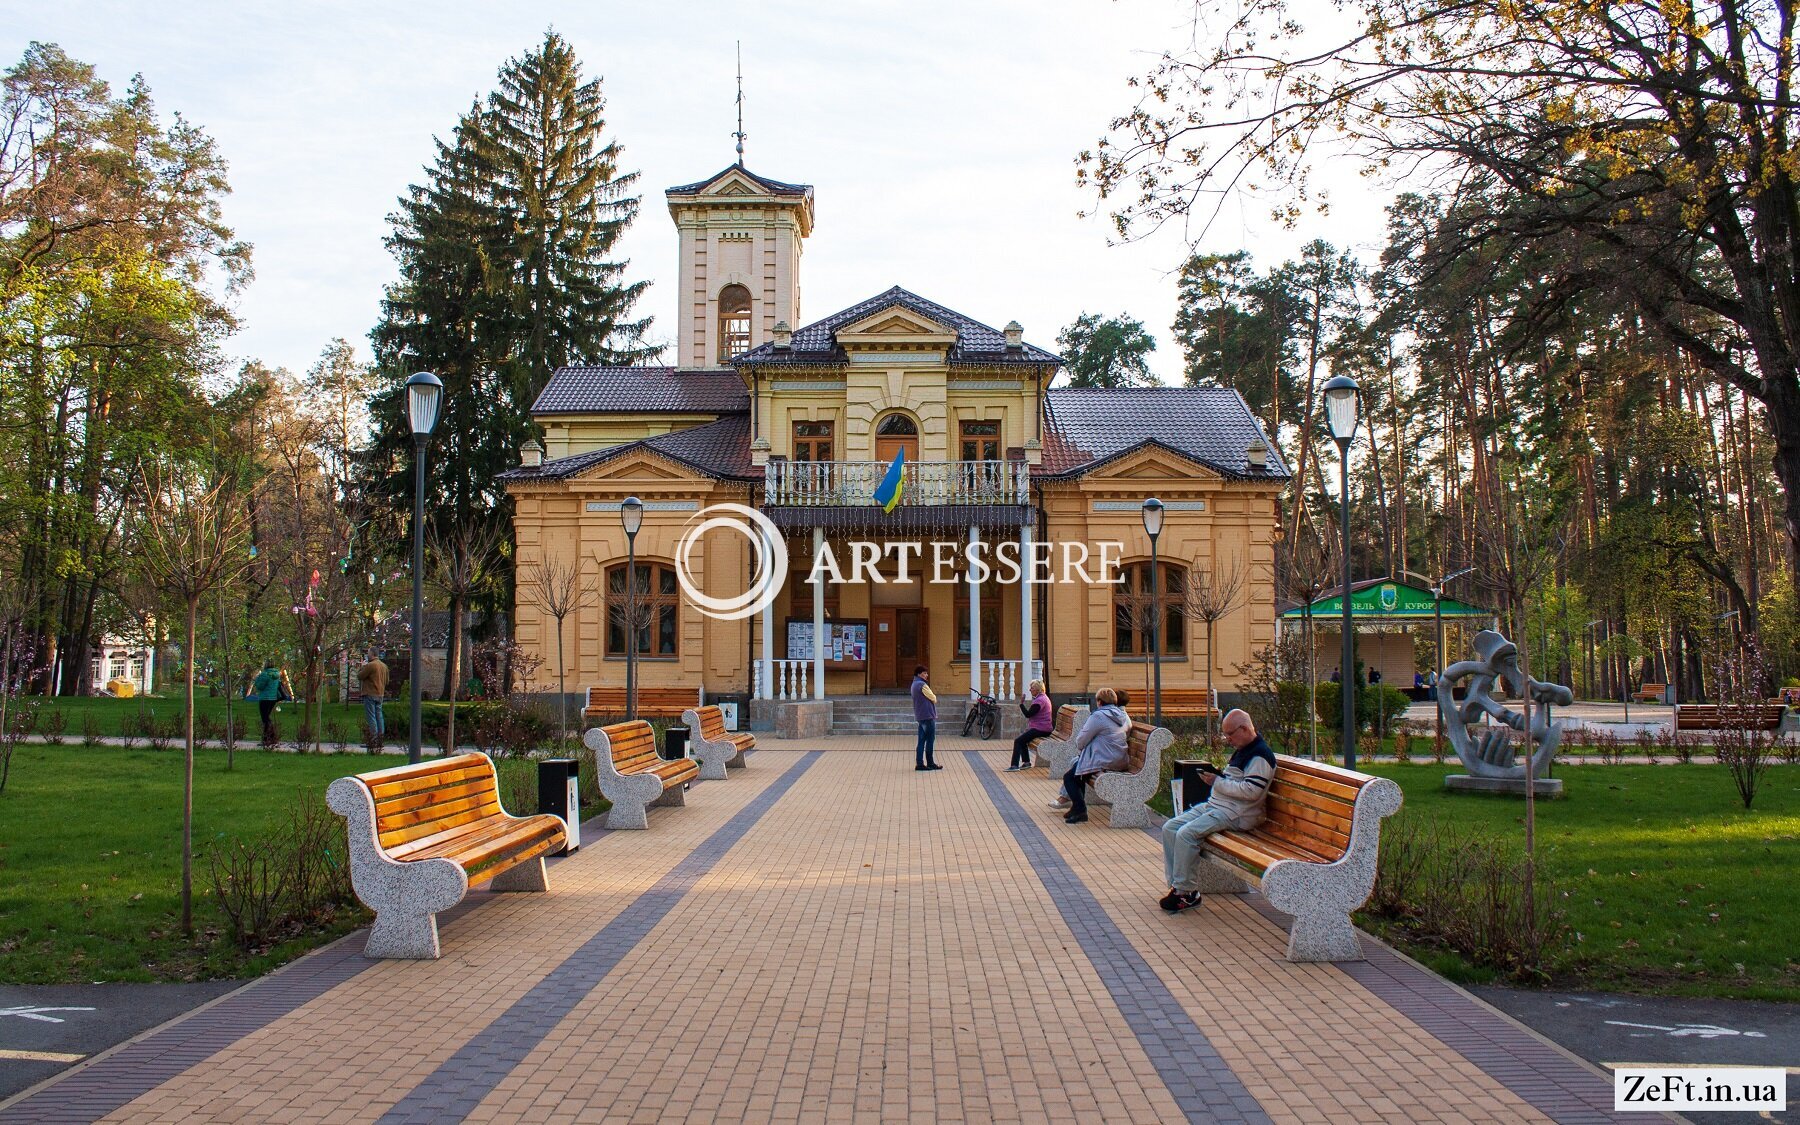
[[1205, 735, 1277, 829]]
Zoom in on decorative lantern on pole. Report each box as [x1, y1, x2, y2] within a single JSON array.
[[1142, 497, 1165, 726], [404, 371, 443, 764], [1322, 374, 1360, 768], [621, 496, 644, 721]]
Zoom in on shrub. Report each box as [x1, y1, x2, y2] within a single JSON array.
[[194, 714, 222, 745], [324, 716, 349, 753], [154, 715, 183, 750], [205, 789, 361, 950], [459, 701, 554, 759], [81, 713, 104, 748], [39, 709, 67, 745], [1393, 729, 1413, 763], [1361, 815, 1569, 982], [1315, 680, 1411, 734]]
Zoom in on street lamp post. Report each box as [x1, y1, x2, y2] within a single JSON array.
[[1322, 375, 1361, 768], [404, 371, 443, 764], [1142, 498, 1165, 727], [621, 496, 644, 721]]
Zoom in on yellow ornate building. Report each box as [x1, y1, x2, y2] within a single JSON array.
[[504, 163, 1289, 728]]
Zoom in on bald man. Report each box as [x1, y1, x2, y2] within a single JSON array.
[[1159, 708, 1276, 913]]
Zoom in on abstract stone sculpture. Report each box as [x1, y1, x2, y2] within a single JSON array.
[[1438, 629, 1574, 782]]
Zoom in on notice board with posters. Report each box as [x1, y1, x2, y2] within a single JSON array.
[[785, 619, 868, 669]]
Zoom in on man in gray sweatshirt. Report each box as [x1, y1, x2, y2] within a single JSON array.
[[1159, 708, 1276, 912]]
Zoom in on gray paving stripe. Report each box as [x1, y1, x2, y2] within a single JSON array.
[[968, 753, 1273, 1125], [376, 749, 822, 1125], [1207, 835, 1652, 1125]]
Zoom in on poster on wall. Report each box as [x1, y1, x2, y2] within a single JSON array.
[[785, 619, 868, 668]]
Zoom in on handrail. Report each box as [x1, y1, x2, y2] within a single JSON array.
[[765, 459, 1029, 507]]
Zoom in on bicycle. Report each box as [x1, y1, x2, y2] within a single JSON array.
[[961, 692, 999, 740]]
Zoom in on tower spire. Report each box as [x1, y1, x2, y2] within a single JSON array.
[[732, 41, 747, 166]]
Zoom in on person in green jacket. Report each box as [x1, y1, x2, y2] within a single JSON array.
[[248, 661, 282, 742]]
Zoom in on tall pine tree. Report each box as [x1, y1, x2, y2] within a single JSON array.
[[367, 32, 657, 701]]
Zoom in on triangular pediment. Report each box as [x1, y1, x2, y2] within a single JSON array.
[[836, 303, 958, 349], [695, 168, 776, 198], [571, 447, 709, 484], [1080, 442, 1222, 483]]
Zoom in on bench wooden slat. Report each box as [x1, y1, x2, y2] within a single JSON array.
[[1259, 812, 1351, 856], [401, 819, 563, 873], [364, 760, 494, 800], [1264, 795, 1353, 840], [584, 687, 702, 718], [376, 792, 505, 846], [373, 778, 501, 824]]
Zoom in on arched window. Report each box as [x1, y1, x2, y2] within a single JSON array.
[[1113, 561, 1186, 657], [605, 561, 680, 657], [718, 284, 752, 362], [876, 412, 919, 436]]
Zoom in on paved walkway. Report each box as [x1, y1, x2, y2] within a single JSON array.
[[1, 747, 1659, 1124]]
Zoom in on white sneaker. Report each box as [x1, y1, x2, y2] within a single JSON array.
[[1048, 797, 1071, 810]]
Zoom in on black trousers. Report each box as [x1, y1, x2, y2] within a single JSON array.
[[1010, 729, 1045, 768], [1063, 765, 1089, 816], [258, 699, 276, 739]]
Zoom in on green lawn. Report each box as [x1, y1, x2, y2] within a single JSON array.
[[1360, 763, 1800, 1000], [0, 744, 598, 983]]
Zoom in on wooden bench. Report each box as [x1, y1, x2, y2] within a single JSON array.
[[1085, 721, 1172, 829], [326, 752, 567, 959], [1033, 704, 1090, 774], [583, 686, 702, 720], [1778, 687, 1800, 707], [1182, 755, 1401, 962], [683, 705, 755, 780], [1630, 682, 1668, 703], [1674, 704, 1786, 731], [1151, 688, 1219, 718], [583, 719, 700, 829]]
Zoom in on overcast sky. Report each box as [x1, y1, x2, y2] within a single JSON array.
[[8, 0, 1392, 384]]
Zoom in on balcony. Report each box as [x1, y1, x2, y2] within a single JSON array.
[[764, 459, 1030, 507]]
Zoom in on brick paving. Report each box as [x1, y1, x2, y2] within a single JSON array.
[[1, 742, 1656, 1124]]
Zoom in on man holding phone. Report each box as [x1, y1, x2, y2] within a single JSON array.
[[1159, 709, 1276, 913]]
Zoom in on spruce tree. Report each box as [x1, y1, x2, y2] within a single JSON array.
[[479, 30, 656, 401]]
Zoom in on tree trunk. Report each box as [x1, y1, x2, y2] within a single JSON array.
[[181, 599, 198, 936]]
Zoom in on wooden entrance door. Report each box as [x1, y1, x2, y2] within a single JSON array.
[[874, 434, 918, 465], [870, 607, 928, 690]]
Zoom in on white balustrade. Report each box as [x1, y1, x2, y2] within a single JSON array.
[[757, 659, 812, 701], [765, 459, 1029, 507], [980, 659, 1045, 701]]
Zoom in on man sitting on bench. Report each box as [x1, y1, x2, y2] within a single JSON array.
[[1159, 708, 1275, 914]]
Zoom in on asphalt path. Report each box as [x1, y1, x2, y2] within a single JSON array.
[[0, 981, 240, 1101], [1475, 987, 1797, 1123]]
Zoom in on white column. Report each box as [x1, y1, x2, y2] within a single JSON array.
[[968, 524, 982, 697], [1019, 519, 1033, 692], [759, 525, 775, 699], [812, 526, 826, 700]]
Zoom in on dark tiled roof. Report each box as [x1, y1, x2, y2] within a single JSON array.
[[736, 286, 1062, 367], [1039, 387, 1291, 481], [532, 367, 749, 415], [501, 415, 755, 484], [665, 164, 812, 198]]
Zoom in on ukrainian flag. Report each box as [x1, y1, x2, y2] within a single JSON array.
[[871, 449, 905, 513]]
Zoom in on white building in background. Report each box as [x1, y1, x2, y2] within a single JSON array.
[[88, 637, 155, 696]]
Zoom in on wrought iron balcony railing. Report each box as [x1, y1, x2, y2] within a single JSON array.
[[764, 459, 1029, 507]]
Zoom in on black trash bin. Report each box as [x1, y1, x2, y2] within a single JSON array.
[[537, 758, 581, 853], [1171, 759, 1215, 814], [662, 725, 689, 762]]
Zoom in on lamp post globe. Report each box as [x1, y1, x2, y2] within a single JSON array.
[[1142, 497, 1165, 726], [621, 497, 644, 721], [1321, 374, 1360, 768], [404, 371, 443, 764]]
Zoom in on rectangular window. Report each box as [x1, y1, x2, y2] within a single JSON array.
[[955, 577, 1004, 660], [792, 420, 834, 463], [789, 567, 841, 617], [606, 562, 680, 657], [959, 420, 1001, 461]]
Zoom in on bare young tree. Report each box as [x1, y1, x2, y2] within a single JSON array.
[[1179, 555, 1251, 737], [427, 520, 504, 753], [518, 553, 595, 735], [1279, 530, 1337, 758], [1113, 583, 1161, 707], [135, 462, 254, 936]]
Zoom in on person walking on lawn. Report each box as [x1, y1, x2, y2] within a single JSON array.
[[356, 652, 389, 741], [248, 661, 282, 743], [1159, 708, 1275, 913], [911, 665, 940, 771]]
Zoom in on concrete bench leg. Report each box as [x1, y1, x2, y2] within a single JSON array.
[[327, 777, 468, 960], [726, 747, 747, 769], [600, 774, 664, 830], [651, 783, 687, 808], [483, 856, 549, 893], [1187, 855, 1255, 895]]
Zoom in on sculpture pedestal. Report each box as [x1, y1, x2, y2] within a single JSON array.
[[1445, 774, 1563, 798]]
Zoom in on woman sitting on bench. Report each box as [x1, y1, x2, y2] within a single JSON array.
[[1060, 688, 1131, 825], [1007, 680, 1054, 771]]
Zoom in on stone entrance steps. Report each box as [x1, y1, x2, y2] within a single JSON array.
[[830, 694, 968, 734]]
